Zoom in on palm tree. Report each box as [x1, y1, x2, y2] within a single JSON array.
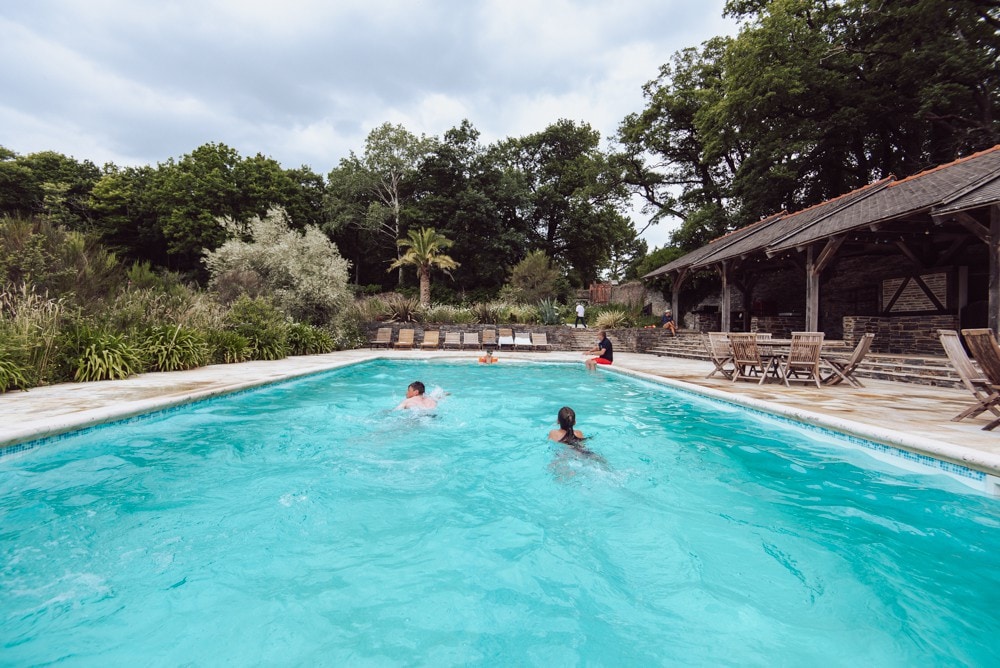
[[388, 227, 460, 306]]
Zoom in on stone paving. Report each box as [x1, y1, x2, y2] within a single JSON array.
[[2, 349, 998, 489]]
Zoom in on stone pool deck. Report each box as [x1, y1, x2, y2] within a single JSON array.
[[2, 349, 998, 491]]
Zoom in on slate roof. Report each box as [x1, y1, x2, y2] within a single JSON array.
[[644, 144, 1000, 277], [769, 146, 1000, 253], [641, 213, 784, 278], [689, 179, 890, 268]]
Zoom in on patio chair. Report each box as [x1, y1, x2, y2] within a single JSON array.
[[481, 328, 497, 349], [959, 329, 1000, 430], [728, 332, 777, 384], [463, 332, 480, 350], [939, 330, 1000, 422], [370, 327, 392, 349], [778, 332, 825, 388], [514, 331, 532, 349], [821, 332, 875, 387], [442, 331, 462, 349], [703, 332, 734, 380], [419, 330, 440, 349], [498, 328, 515, 350], [394, 328, 415, 349], [531, 332, 551, 351]]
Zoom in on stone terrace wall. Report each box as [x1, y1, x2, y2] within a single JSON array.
[[750, 315, 806, 338], [843, 315, 958, 355]]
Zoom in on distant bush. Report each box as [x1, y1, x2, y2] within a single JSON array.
[[206, 329, 252, 364], [61, 324, 144, 382], [593, 309, 631, 330], [225, 295, 289, 361], [204, 208, 351, 325]]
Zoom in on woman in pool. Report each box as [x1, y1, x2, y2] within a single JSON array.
[[548, 406, 604, 462]]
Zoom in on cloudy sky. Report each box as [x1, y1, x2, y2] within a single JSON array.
[[2, 0, 737, 247]]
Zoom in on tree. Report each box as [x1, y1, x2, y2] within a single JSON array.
[[620, 0, 1000, 248], [495, 119, 632, 285], [409, 120, 532, 296], [387, 227, 459, 307], [325, 123, 437, 285], [504, 249, 564, 304]]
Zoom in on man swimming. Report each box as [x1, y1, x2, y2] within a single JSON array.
[[395, 381, 437, 410]]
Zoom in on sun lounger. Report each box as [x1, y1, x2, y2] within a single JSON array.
[[463, 332, 480, 349], [513, 331, 531, 349], [394, 328, 415, 349], [370, 327, 392, 349], [419, 330, 440, 349], [530, 332, 551, 351], [442, 331, 462, 349], [498, 328, 514, 350], [481, 328, 497, 350]]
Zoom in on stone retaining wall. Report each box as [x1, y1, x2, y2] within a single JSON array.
[[843, 315, 958, 355]]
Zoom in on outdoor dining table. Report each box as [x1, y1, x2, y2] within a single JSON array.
[[752, 336, 850, 385]]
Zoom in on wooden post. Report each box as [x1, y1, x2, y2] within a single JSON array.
[[805, 246, 819, 332], [671, 268, 688, 322], [720, 261, 731, 332], [991, 205, 999, 334]]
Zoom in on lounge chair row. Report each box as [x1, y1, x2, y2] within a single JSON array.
[[369, 327, 552, 351]]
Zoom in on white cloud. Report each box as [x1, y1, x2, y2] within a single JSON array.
[[0, 0, 737, 240]]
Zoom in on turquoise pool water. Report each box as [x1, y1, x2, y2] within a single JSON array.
[[2, 360, 999, 665]]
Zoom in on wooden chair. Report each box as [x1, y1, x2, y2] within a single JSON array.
[[513, 331, 532, 349], [821, 333, 875, 387], [728, 332, 777, 384], [481, 328, 497, 349], [498, 328, 514, 350], [419, 330, 440, 349], [462, 332, 480, 350], [939, 330, 1000, 422], [531, 332, 551, 351], [442, 331, 462, 349], [394, 328, 415, 349], [778, 332, 825, 388], [703, 332, 734, 379], [370, 327, 392, 349], [960, 329, 1000, 430]]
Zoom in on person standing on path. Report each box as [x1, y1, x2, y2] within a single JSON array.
[[575, 302, 586, 328]]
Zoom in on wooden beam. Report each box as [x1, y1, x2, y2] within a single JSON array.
[[937, 235, 969, 266], [814, 235, 846, 273], [671, 267, 688, 319], [894, 239, 927, 269], [953, 211, 990, 243], [910, 274, 946, 312]]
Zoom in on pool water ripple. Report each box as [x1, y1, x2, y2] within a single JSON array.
[[1, 360, 999, 665]]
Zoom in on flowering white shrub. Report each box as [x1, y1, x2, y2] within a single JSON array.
[[204, 208, 351, 325]]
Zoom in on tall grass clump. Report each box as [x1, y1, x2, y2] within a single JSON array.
[[0, 283, 67, 387], [142, 324, 210, 372]]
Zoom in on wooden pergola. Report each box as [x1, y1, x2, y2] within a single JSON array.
[[644, 146, 1000, 336]]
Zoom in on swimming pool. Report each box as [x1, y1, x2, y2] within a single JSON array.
[[2, 360, 999, 665]]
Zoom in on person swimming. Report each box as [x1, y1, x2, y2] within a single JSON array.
[[395, 381, 438, 410], [547, 406, 604, 461]]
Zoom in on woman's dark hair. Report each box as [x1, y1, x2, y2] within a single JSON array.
[[409, 381, 426, 395], [557, 406, 583, 445], [557, 406, 576, 431]]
